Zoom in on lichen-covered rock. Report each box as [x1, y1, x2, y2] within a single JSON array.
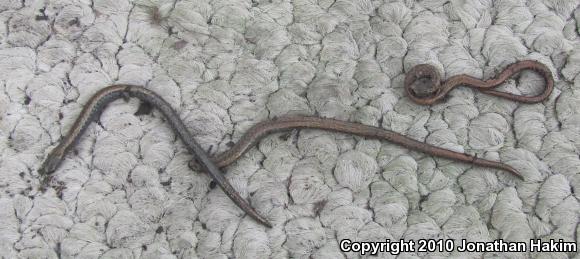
[[1, 0, 578, 257]]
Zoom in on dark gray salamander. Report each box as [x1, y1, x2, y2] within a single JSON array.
[[39, 84, 272, 228]]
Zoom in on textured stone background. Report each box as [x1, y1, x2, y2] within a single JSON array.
[[0, 0, 579, 258]]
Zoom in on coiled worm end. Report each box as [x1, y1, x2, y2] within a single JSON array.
[[404, 60, 554, 105], [404, 64, 443, 105]]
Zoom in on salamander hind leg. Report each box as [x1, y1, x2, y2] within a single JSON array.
[[135, 101, 153, 116]]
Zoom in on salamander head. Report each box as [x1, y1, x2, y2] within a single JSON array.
[[38, 148, 65, 176]]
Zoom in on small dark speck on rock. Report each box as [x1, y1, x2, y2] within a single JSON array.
[[24, 96, 31, 105], [142, 245, 147, 251], [173, 40, 188, 50], [313, 200, 327, 215], [209, 181, 217, 189], [279, 132, 292, 141], [156, 226, 163, 233], [35, 15, 49, 21], [68, 18, 80, 26], [149, 6, 164, 25], [35, 7, 48, 21]]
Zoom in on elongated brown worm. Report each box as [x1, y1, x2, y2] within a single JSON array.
[[188, 60, 556, 179], [404, 60, 553, 105], [188, 116, 522, 178]]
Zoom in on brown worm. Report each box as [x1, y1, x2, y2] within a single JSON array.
[[188, 116, 523, 179], [404, 60, 554, 105], [38, 85, 272, 228]]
